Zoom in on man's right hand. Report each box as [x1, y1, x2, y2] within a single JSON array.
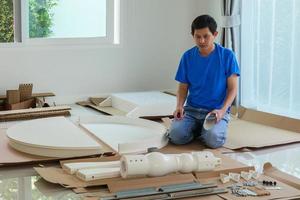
[[173, 107, 184, 120]]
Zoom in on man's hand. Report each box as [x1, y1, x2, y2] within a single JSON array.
[[209, 108, 226, 123], [173, 107, 184, 120]]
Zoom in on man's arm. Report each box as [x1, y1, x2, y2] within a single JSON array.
[[212, 74, 238, 122], [174, 83, 188, 119], [222, 74, 238, 112]]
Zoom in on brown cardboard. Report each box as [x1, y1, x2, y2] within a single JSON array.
[[108, 173, 196, 193], [89, 97, 106, 106], [19, 83, 33, 101], [240, 108, 300, 133], [223, 106, 300, 150], [160, 141, 235, 154], [263, 162, 300, 190], [225, 119, 300, 149], [0, 92, 55, 100], [5, 98, 35, 110], [6, 90, 20, 104]]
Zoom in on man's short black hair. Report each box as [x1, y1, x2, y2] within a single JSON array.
[[191, 15, 217, 35]]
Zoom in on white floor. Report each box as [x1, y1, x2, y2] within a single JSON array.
[[1, 104, 300, 199]]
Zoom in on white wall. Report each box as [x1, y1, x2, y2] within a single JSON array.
[[197, 0, 222, 41], [0, 0, 220, 104]]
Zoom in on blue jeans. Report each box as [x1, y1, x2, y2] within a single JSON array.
[[168, 104, 230, 149]]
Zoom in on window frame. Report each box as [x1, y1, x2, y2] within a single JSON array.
[[0, 0, 120, 47]]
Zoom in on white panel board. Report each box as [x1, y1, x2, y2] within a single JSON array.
[[6, 117, 102, 157], [80, 116, 168, 154]]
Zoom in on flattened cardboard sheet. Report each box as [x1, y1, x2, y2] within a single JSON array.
[[263, 162, 300, 190], [108, 173, 196, 193], [240, 108, 300, 133], [225, 119, 300, 149], [160, 140, 235, 154]]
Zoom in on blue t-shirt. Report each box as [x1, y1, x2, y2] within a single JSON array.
[[175, 43, 240, 110]]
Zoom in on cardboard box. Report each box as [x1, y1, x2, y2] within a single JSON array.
[[5, 98, 35, 110]]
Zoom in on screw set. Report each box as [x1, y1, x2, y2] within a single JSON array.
[[262, 180, 277, 186]]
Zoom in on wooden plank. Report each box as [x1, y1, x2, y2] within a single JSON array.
[[0, 106, 71, 117], [0, 110, 71, 122], [0, 92, 55, 100], [31, 92, 55, 98]]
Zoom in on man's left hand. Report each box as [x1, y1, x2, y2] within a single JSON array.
[[209, 108, 226, 123]]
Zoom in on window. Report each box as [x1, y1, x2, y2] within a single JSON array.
[[241, 0, 300, 119], [0, 0, 14, 43], [0, 0, 120, 45]]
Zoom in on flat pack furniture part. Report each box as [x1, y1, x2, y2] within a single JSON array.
[[62, 160, 121, 174], [0, 105, 71, 121], [101, 182, 226, 200], [6, 117, 103, 157], [76, 167, 120, 181], [77, 91, 176, 119], [79, 116, 168, 154], [120, 151, 221, 178]]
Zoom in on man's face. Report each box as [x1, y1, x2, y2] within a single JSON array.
[[193, 27, 218, 50]]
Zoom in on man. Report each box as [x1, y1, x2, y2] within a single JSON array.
[[169, 15, 240, 149]]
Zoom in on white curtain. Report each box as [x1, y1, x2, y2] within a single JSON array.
[[241, 0, 300, 119], [220, 0, 241, 107]]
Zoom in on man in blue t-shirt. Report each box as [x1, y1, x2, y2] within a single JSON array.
[[169, 15, 240, 148]]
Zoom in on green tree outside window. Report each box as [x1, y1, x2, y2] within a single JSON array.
[[29, 0, 58, 38], [0, 0, 14, 42], [0, 0, 57, 42]]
